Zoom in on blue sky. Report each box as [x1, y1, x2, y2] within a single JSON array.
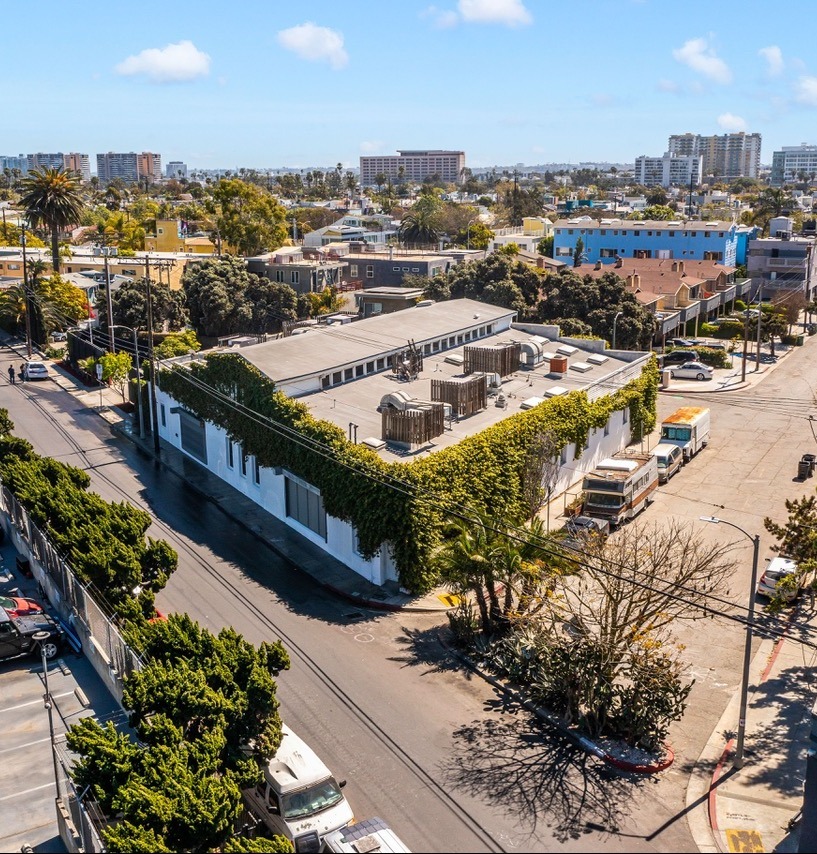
[[5, 0, 817, 171]]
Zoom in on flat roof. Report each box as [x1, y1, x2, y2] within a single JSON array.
[[302, 335, 647, 462], [239, 300, 514, 385]]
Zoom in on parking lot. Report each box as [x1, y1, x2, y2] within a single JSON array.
[[0, 543, 127, 853]]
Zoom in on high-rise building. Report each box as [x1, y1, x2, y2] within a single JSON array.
[[359, 149, 465, 187], [165, 161, 188, 179], [27, 152, 65, 171], [634, 152, 703, 188], [137, 152, 162, 183], [667, 132, 761, 180], [0, 155, 27, 174], [63, 153, 91, 181], [771, 144, 817, 186], [96, 151, 161, 184]]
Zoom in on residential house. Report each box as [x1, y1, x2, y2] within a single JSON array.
[[246, 247, 348, 296]]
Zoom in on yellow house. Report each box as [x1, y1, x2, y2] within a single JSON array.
[[145, 219, 217, 255]]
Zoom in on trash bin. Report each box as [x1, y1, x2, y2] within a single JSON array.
[[803, 454, 817, 475], [797, 335, 805, 346], [799, 460, 811, 479]]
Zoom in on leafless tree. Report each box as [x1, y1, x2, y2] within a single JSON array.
[[521, 429, 561, 527]]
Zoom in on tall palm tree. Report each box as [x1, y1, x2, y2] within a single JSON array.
[[18, 167, 84, 274]]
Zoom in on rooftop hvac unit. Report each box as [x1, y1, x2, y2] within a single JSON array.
[[556, 344, 578, 356], [544, 386, 568, 397], [444, 353, 465, 366], [520, 396, 546, 410]]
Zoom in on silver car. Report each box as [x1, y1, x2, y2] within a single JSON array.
[[669, 361, 713, 381]]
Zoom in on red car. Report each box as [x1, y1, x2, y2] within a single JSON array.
[[0, 594, 44, 618]]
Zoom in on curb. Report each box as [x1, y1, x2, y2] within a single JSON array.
[[439, 631, 674, 774]]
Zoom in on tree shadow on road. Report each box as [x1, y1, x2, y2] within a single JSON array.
[[441, 699, 646, 844], [389, 624, 474, 676]]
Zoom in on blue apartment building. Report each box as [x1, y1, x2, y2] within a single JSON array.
[[553, 217, 757, 267]]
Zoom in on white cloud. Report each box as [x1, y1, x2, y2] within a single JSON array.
[[359, 140, 384, 153], [115, 40, 210, 83], [457, 0, 532, 26], [276, 23, 348, 70], [795, 76, 817, 106], [672, 37, 732, 84], [717, 112, 746, 131], [657, 78, 680, 93], [421, 5, 459, 27], [758, 45, 784, 76]]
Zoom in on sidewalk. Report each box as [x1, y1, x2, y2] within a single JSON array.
[[32, 344, 817, 851], [44, 358, 450, 614]]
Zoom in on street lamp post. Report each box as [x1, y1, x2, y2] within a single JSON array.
[[32, 630, 61, 799], [612, 311, 624, 351], [466, 218, 477, 250], [111, 325, 145, 439], [21, 220, 33, 357], [700, 515, 761, 769]]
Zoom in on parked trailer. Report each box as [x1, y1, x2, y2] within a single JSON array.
[[660, 406, 710, 462], [581, 452, 658, 528]]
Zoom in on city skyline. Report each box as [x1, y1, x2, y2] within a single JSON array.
[[4, 0, 817, 170]]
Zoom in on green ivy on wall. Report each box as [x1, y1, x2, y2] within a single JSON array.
[[159, 354, 659, 593]]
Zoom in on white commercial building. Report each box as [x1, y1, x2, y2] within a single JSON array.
[[360, 150, 465, 187], [634, 152, 703, 188], [771, 144, 817, 186], [668, 132, 761, 180], [155, 300, 651, 586]]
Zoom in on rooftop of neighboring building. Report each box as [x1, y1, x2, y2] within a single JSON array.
[[553, 217, 737, 232]]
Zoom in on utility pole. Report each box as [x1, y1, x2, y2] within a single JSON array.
[[144, 255, 161, 455], [104, 249, 115, 353], [755, 281, 763, 373], [21, 221, 32, 357]]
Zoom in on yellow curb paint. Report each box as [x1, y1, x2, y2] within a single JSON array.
[[725, 828, 763, 852]]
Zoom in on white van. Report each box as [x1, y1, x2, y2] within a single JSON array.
[[242, 725, 354, 852], [320, 817, 411, 853], [652, 443, 683, 484]]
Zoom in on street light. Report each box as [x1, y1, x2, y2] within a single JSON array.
[[32, 630, 61, 799], [612, 311, 624, 351], [111, 324, 145, 440], [699, 515, 761, 769]]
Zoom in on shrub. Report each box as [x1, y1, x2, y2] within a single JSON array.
[[712, 321, 745, 339], [690, 347, 730, 368], [734, 299, 747, 312], [698, 323, 717, 336]]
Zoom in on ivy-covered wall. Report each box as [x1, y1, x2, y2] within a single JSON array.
[[159, 353, 659, 592]]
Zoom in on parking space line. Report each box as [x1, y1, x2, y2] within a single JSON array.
[[0, 781, 55, 801], [0, 690, 75, 714], [0, 736, 51, 754]]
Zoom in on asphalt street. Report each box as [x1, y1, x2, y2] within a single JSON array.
[[2, 338, 817, 852]]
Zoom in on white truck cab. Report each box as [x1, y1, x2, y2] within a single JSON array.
[[243, 725, 354, 853]]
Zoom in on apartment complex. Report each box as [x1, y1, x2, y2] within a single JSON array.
[[359, 150, 465, 187], [0, 152, 92, 180], [63, 153, 91, 181], [668, 132, 761, 180], [552, 217, 753, 266], [96, 151, 162, 184], [747, 217, 817, 299], [771, 144, 817, 186], [634, 152, 703, 188]]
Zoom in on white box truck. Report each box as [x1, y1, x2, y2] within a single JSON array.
[[242, 725, 354, 852], [659, 406, 710, 462]]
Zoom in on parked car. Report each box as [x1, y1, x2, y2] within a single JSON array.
[[566, 515, 611, 538], [652, 443, 683, 483], [50, 331, 67, 342], [23, 361, 50, 381], [0, 594, 44, 618], [757, 557, 800, 602], [671, 337, 697, 347], [660, 349, 698, 366], [0, 608, 64, 661], [669, 361, 714, 381]]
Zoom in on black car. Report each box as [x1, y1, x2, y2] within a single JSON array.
[[659, 349, 698, 365], [0, 608, 63, 662]]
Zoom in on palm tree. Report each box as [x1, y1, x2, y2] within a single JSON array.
[[18, 167, 84, 274]]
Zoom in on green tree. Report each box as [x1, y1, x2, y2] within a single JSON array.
[[18, 166, 84, 273], [96, 278, 188, 334], [572, 236, 585, 268], [182, 256, 254, 338], [97, 351, 134, 403], [645, 186, 668, 205], [398, 194, 443, 246], [207, 179, 288, 256], [244, 278, 299, 333], [537, 235, 554, 257], [641, 204, 676, 221], [154, 330, 201, 360]]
